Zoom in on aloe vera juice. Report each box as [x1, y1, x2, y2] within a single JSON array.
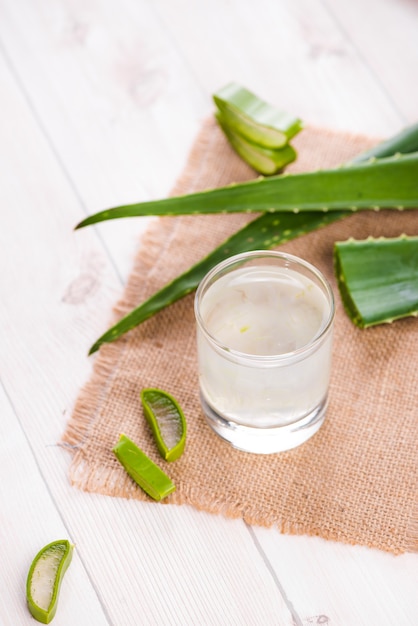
[[195, 252, 335, 453]]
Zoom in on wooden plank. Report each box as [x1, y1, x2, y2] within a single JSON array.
[[149, 0, 404, 135], [0, 0, 207, 280], [323, 0, 418, 123], [253, 530, 418, 625], [0, 385, 110, 626], [0, 18, 295, 626], [1, 0, 417, 624], [0, 0, 207, 203], [50, 482, 296, 624]]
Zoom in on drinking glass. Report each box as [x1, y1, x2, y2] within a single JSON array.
[[194, 250, 335, 453]]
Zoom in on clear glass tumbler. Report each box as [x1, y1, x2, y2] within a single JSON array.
[[194, 250, 335, 453]]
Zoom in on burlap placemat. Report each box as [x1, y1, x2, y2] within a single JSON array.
[[63, 118, 417, 554]]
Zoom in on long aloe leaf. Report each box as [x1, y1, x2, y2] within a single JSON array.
[[88, 211, 346, 353], [86, 122, 418, 353], [334, 235, 418, 327], [76, 153, 418, 228]]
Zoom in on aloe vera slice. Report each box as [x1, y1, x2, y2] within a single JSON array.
[[113, 433, 176, 500], [216, 111, 297, 175], [26, 539, 73, 624], [334, 235, 418, 327], [213, 82, 302, 148], [75, 153, 418, 227], [140, 388, 186, 461]]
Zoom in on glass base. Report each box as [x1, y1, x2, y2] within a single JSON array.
[[200, 394, 328, 454]]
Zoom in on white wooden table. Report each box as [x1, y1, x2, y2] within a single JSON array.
[[1, 1, 417, 624]]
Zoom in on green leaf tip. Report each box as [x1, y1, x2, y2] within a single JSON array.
[[75, 152, 418, 228], [88, 210, 347, 353]]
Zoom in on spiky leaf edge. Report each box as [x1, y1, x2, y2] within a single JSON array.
[[75, 152, 418, 227], [86, 122, 418, 353]]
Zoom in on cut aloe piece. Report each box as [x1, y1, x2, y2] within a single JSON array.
[[215, 111, 297, 175], [213, 82, 302, 148], [141, 388, 186, 462], [26, 539, 74, 624], [334, 235, 418, 328], [113, 433, 176, 500]]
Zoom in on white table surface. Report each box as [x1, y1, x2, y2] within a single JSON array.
[[1, 1, 417, 624]]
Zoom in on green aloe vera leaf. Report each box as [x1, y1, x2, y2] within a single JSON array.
[[84, 122, 418, 353], [350, 121, 418, 163], [334, 235, 418, 328], [213, 82, 302, 148], [26, 539, 74, 624], [215, 111, 297, 175], [88, 210, 346, 353], [75, 153, 418, 228], [113, 433, 176, 501]]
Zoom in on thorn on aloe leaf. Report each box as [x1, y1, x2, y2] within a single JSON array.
[[75, 152, 418, 228], [88, 210, 346, 353], [82, 120, 418, 352]]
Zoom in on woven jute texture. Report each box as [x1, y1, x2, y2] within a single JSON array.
[[63, 118, 417, 554]]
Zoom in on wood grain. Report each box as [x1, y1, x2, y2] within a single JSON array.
[[0, 0, 417, 624]]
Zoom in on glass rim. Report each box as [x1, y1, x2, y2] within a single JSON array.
[[194, 250, 335, 363]]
